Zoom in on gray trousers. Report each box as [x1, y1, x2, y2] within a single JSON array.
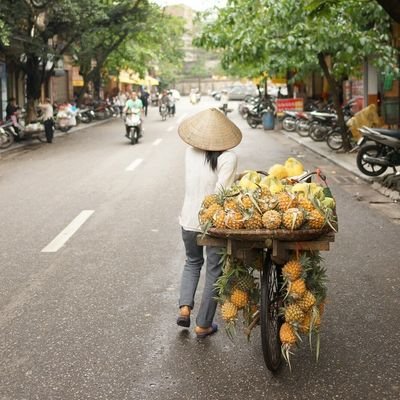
[[179, 228, 223, 328]]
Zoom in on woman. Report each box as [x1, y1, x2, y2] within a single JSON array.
[[38, 98, 54, 143], [177, 108, 242, 338]]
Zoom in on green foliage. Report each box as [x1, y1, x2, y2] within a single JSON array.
[[195, 0, 399, 79]]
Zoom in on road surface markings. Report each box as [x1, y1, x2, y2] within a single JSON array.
[[41, 210, 95, 253], [167, 126, 174, 132], [125, 158, 143, 171], [177, 113, 188, 124], [153, 138, 162, 146]]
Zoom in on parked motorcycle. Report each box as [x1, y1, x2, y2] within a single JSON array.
[[356, 126, 400, 176], [77, 107, 95, 124], [0, 121, 17, 149], [124, 110, 142, 145], [281, 110, 298, 132], [246, 106, 268, 129], [294, 112, 312, 137]]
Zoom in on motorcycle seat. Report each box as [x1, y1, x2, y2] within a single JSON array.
[[372, 128, 400, 139]]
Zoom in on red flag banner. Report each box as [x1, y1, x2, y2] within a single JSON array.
[[276, 98, 304, 113]]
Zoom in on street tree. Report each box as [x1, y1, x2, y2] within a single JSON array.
[[101, 4, 185, 92], [196, 0, 399, 150], [0, 0, 96, 120]]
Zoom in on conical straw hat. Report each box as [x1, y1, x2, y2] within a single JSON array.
[[178, 108, 242, 151]]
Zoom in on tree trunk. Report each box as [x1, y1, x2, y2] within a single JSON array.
[[317, 53, 350, 151], [25, 55, 42, 122]]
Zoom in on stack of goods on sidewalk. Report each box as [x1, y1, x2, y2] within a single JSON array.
[[198, 157, 337, 369]]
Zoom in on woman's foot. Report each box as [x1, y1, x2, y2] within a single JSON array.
[[176, 306, 191, 328], [195, 323, 218, 339]]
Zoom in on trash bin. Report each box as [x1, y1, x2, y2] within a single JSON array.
[[262, 109, 275, 130]]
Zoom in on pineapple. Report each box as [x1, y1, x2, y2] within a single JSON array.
[[225, 210, 244, 229], [221, 302, 238, 322], [279, 322, 297, 346], [234, 273, 255, 291], [308, 208, 326, 229], [296, 290, 316, 311], [258, 195, 279, 213], [288, 279, 306, 299], [224, 198, 239, 211], [297, 196, 315, 212], [282, 207, 304, 230], [240, 194, 254, 209], [277, 191, 297, 211], [299, 308, 321, 334], [262, 210, 282, 230], [284, 304, 304, 324], [213, 209, 226, 229], [244, 210, 263, 229], [230, 288, 249, 309], [282, 259, 303, 281], [203, 194, 218, 208]]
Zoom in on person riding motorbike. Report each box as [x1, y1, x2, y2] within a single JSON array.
[[123, 92, 143, 138]]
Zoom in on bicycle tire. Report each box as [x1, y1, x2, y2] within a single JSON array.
[[260, 252, 283, 372]]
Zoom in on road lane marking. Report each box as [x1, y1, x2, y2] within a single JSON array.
[[177, 113, 188, 124], [153, 138, 162, 146], [167, 126, 174, 132], [125, 158, 143, 171], [41, 210, 95, 253]]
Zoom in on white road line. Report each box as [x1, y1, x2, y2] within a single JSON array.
[[41, 210, 95, 253], [177, 113, 188, 124], [125, 158, 143, 171], [167, 126, 174, 132], [152, 138, 162, 146]]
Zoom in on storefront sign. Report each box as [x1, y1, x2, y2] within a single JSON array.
[[276, 98, 304, 113]]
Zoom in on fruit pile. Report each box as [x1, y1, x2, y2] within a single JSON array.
[[214, 249, 327, 370], [215, 252, 262, 339], [198, 158, 337, 232], [279, 252, 327, 369]]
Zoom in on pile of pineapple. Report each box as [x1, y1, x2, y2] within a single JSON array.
[[215, 250, 327, 370], [279, 252, 327, 369], [198, 157, 337, 232], [215, 251, 262, 339]]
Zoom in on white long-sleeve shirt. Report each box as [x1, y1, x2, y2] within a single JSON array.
[[179, 146, 238, 232]]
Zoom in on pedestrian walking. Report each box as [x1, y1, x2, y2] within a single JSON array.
[[38, 98, 54, 143], [176, 108, 242, 338]]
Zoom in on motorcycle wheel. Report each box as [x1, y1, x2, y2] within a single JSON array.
[[59, 125, 72, 133], [356, 144, 388, 176], [0, 129, 14, 149], [282, 116, 296, 132], [295, 120, 310, 137], [309, 123, 327, 142], [130, 128, 138, 145], [79, 113, 92, 123], [326, 129, 344, 150], [246, 116, 258, 129]]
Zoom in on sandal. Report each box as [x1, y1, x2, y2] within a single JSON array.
[[176, 306, 191, 328], [195, 323, 218, 339]]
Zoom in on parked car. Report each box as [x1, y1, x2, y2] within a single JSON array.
[[228, 85, 259, 101]]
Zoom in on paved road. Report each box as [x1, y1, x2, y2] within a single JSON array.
[[0, 97, 399, 399]]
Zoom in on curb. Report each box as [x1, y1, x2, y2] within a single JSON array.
[[277, 128, 400, 199], [0, 117, 116, 156]]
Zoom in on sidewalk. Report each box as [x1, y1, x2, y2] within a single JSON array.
[[0, 118, 112, 156], [279, 128, 400, 201]]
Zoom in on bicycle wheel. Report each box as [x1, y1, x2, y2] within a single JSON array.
[[260, 252, 283, 372]]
